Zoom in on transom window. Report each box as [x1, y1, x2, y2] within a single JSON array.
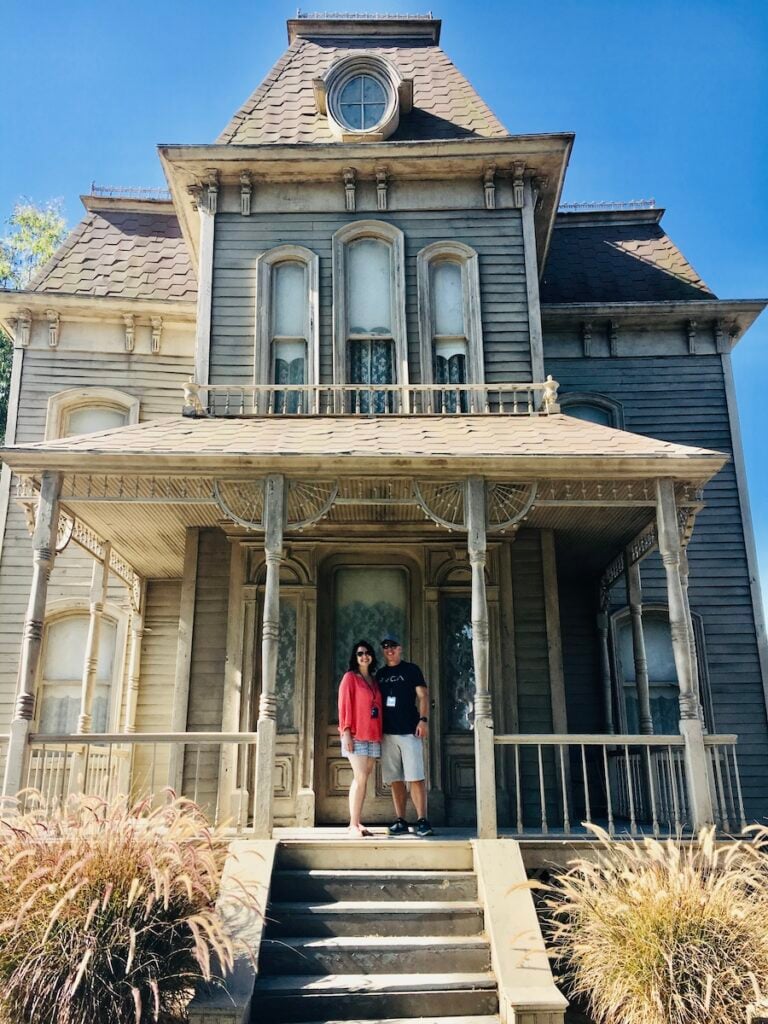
[[338, 74, 387, 131], [560, 392, 624, 429], [64, 405, 129, 437], [45, 388, 140, 441]]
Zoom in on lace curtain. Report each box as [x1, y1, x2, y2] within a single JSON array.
[[349, 338, 394, 413]]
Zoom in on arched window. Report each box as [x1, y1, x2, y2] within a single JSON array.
[[560, 392, 624, 429], [45, 388, 139, 440], [255, 246, 319, 412], [612, 606, 712, 733], [37, 609, 123, 734], [332, 221, 407, 410], [417, 242, 483, 411]]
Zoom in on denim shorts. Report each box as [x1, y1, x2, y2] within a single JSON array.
[[343, 739, 381, 759]]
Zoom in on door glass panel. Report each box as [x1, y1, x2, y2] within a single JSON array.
[[347, 239, 391, 334], [618, 615, 679, 734], [275, 600, 298, 732], [440, 595, 475, 731], [431, 261, 464, 336], [331, 567, 407, 723]]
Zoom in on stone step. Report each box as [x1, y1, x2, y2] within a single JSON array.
[[270, 868, 478, 903], [293, 1019, 499, 1024], [260, 934, 491, 974], [265, 900, 484, 938], [251, 972, 498, 1023], [275, 839, 474, 872]]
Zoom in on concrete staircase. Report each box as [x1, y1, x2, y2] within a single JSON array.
[[250, 838, 499, 1024]]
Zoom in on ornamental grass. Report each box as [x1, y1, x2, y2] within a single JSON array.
[[0, 793, 242, 1024], [543, 825, 768, 1024]]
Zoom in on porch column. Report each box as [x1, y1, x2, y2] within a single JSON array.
[[77, 546, 111, 733], [252, 474, 285, 838], [596, 609, 615, 733], [680, 551, 703, 720], [2, 471, 62, 800], [124, 597, 145, 734], [625, 555, 653, 734], [656, 478, 713, 828], [466, 477, 498, 838]]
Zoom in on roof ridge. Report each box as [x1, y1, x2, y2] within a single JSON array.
[[29, 213, 95, 294]]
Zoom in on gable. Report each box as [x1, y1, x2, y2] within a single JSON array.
[[218, 35, 508, 145]]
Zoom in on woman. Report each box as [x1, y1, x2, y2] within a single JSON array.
[[338, 639, 383, 838]]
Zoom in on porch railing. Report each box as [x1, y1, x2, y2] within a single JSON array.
[[182, 380, 560, 418], [494, 733, 746, 836], [22, 732, 259, 832]]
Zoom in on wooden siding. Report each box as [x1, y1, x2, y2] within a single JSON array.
[[546, 353, 768, 818], [0, 350, 193, 730], [182, 529, 231, 813], [209, 209, 531, 388]]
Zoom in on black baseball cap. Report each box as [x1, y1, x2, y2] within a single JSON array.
[[381, 633, 401, 646]]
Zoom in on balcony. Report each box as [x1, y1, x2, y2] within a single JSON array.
[[181, 380, 561, 418]]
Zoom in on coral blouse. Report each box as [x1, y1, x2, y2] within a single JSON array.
[[338, 671, 383, 743]]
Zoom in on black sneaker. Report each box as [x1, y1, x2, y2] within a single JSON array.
[[414, 818, 434, 837], [388, 817, 409, 836]]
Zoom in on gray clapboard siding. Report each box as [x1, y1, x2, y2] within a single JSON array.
[[0, 350, 193, 732], [182, 529, 231, 814], [546, 353, 768, 818], [210, 209, 531, 388]]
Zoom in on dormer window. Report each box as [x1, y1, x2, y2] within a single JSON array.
[[316, 55, 412, 142]]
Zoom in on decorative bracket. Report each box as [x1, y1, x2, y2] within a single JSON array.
[[123, 313, 135, 353], [214, 478, 339, 531], [150, 316, 163, 354], [46, 309, 60, 349], [240, 171, 252, 216], [582, 320, 592, 357], [486, 482, 537, 532], [687, 319, 697, 355], [608, 319, 619, 357], [483, 165, 496, 210], [206, 169, 219, 214], [376, 166, 388, 211], [14, 308, 32, 349], [343, 167, 356, 212], [512, 162, 525, 209]]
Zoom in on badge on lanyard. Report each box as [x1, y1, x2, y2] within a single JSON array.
[[386, 695, 397, 707]]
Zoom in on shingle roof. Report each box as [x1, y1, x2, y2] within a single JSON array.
[[30, 208, 196, 302], [540, 215, 714, 304], [10, 413, 722, 466], [218, 35, 508, 145]]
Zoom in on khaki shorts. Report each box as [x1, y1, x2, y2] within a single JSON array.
[[381, 733, 425, 784]]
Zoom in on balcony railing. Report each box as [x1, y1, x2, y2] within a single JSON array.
[[494, 733, 746, 836], [182, 379, 560, 418]]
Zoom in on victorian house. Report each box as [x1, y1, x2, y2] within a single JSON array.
[[0, 15, 765, 1022]]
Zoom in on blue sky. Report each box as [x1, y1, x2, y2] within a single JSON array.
[[2, 0, 767, 584]]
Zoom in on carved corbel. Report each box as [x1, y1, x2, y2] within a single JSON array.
[[14, 308, 32, 348], [608, 319, 619, 357], [186, 183, 203, 210], [532, 175, 549, 211], [343, 167, 356, 212], [206, 169, 219, 215], [123, 313, 135, 353], [376, 167, 388, 211], [512, 162, 525, 209], [728, 322, 740, 349], [150, 317, 163, 354], [46, 309, 60, 349], [686, 319, 697, 355], [582, 320, 592, 357], [483, 165, 496, 210], [714, 319, 725, 352], [240, 171, 252, 216]]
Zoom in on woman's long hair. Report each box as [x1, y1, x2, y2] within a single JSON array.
[[348, 639, 377, 674]]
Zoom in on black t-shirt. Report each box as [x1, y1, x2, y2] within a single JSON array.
[[376, 660, 428, 735]]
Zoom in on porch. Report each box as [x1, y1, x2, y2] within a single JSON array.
[[0, 380, 737, 838]]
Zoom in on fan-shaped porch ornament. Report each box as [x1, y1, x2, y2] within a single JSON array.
[[213, 479, 265, 531], [413, 481, 465, 531], [286, 480, 338, 530], [487, 481, 537, 532]]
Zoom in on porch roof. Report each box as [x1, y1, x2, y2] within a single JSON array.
[[1, 413, 727, 479]]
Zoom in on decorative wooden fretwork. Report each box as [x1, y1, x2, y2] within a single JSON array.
[[213, 479, 265, 531], [486, 481, 537, 532], [286, 480, 338, 530], [413, 481, 465, 531], [56, 511, 74, 553]]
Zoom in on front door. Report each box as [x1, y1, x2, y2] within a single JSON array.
[[315, 560, 413, 824]]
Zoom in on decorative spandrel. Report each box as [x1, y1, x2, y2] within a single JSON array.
[[414, 481, 465, 531], [275, 600, 298, 733], [214, 479, 265, 531], [487, 481, 536, 532], [330, 567, 408, 724], [440, 594, 475, 732], [287, 480, 338, 530]]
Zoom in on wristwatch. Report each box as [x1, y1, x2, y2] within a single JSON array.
[[419, 716, 429, 723]]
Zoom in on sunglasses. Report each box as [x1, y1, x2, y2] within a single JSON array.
[[381, 642, 399, 649], [356, 650, 372, 657]]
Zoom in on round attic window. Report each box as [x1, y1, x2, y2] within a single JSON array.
[[324, 55, 402, 141], [337, 74, 387, 131]]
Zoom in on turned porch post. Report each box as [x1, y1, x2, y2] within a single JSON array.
[[77, 546, 111, 733], [596, 608, 615, 734], [2, 471, 62, 800], [123, 597, 145, 734], [252, 474, 285, 837], [656, 478, 713, 828], [625, 555, 653, 734], [466, 477, 498, 838]]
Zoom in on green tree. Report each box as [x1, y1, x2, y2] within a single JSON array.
[[0, 200, 67, 442]]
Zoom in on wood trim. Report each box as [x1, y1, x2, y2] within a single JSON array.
[[168, 527, 199, 791], [254, 245, 320, 391], [0, 347, 24, 568], [721, 352, 768, 717], [219, 539, 246, 815], [499, 541, 519, 733], [45, 387, 140, 441], [522, 179, 545, 381], [541, 529, 567, 733], [194, 208, 215, 385]]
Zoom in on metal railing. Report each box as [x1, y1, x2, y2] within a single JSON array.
[[183, 381, 560, 418], [493, 734, 746, 836], [23, 732, 259, 832], [558, 199, 656, 213], [90, 183, 172, 201]]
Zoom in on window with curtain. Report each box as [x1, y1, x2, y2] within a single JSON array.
[[430, 260, 468, 411], [346, 237, 394, 412], [271, 261, 308, 413], [617, 613, 680, 734], [38, 615, 118, 734]]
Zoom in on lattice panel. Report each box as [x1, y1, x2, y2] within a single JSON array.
[[487, 482, 536, 532], [213, 480, 265, 530], [414, 481, 465, 531], [287, 480, 338, 529]]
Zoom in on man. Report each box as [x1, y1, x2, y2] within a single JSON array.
[[376, 633, 433, 837]]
